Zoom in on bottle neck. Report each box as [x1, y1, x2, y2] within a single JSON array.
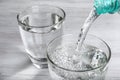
[[94, 0, 120, 15]]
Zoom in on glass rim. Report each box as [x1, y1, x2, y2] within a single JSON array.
[[47, 34, 111, 72], [17, 5, 66, 29]]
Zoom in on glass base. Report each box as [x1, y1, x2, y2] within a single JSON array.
[[28, 55, 48, 69], [33, 63, 48, 69]]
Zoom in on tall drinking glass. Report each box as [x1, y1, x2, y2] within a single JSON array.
[[47, 34, 111, 80], [17, 5, 65, 69]]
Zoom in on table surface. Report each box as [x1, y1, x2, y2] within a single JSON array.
[[0, 0, 120, 80]]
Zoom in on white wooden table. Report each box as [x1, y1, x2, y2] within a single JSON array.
[[0, 0, 120, 80]]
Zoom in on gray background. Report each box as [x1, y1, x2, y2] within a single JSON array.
[[0, 0, 120, 80]]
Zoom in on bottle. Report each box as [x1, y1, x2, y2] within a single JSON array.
[[94, 0, 120, 15]]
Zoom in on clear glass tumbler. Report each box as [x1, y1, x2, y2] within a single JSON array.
[[47, 34, 111, 80], [17, 5, 65, 69]]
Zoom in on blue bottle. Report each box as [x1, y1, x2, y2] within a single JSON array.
[[94, 0, 120, 14]]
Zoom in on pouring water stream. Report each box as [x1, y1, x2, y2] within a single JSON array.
[[76, 9, 99, 51], [76, 0, 120, 51]]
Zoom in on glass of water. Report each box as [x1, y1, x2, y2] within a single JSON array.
[[17, 5, 65, 69], [47, 34, 111, 80]]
